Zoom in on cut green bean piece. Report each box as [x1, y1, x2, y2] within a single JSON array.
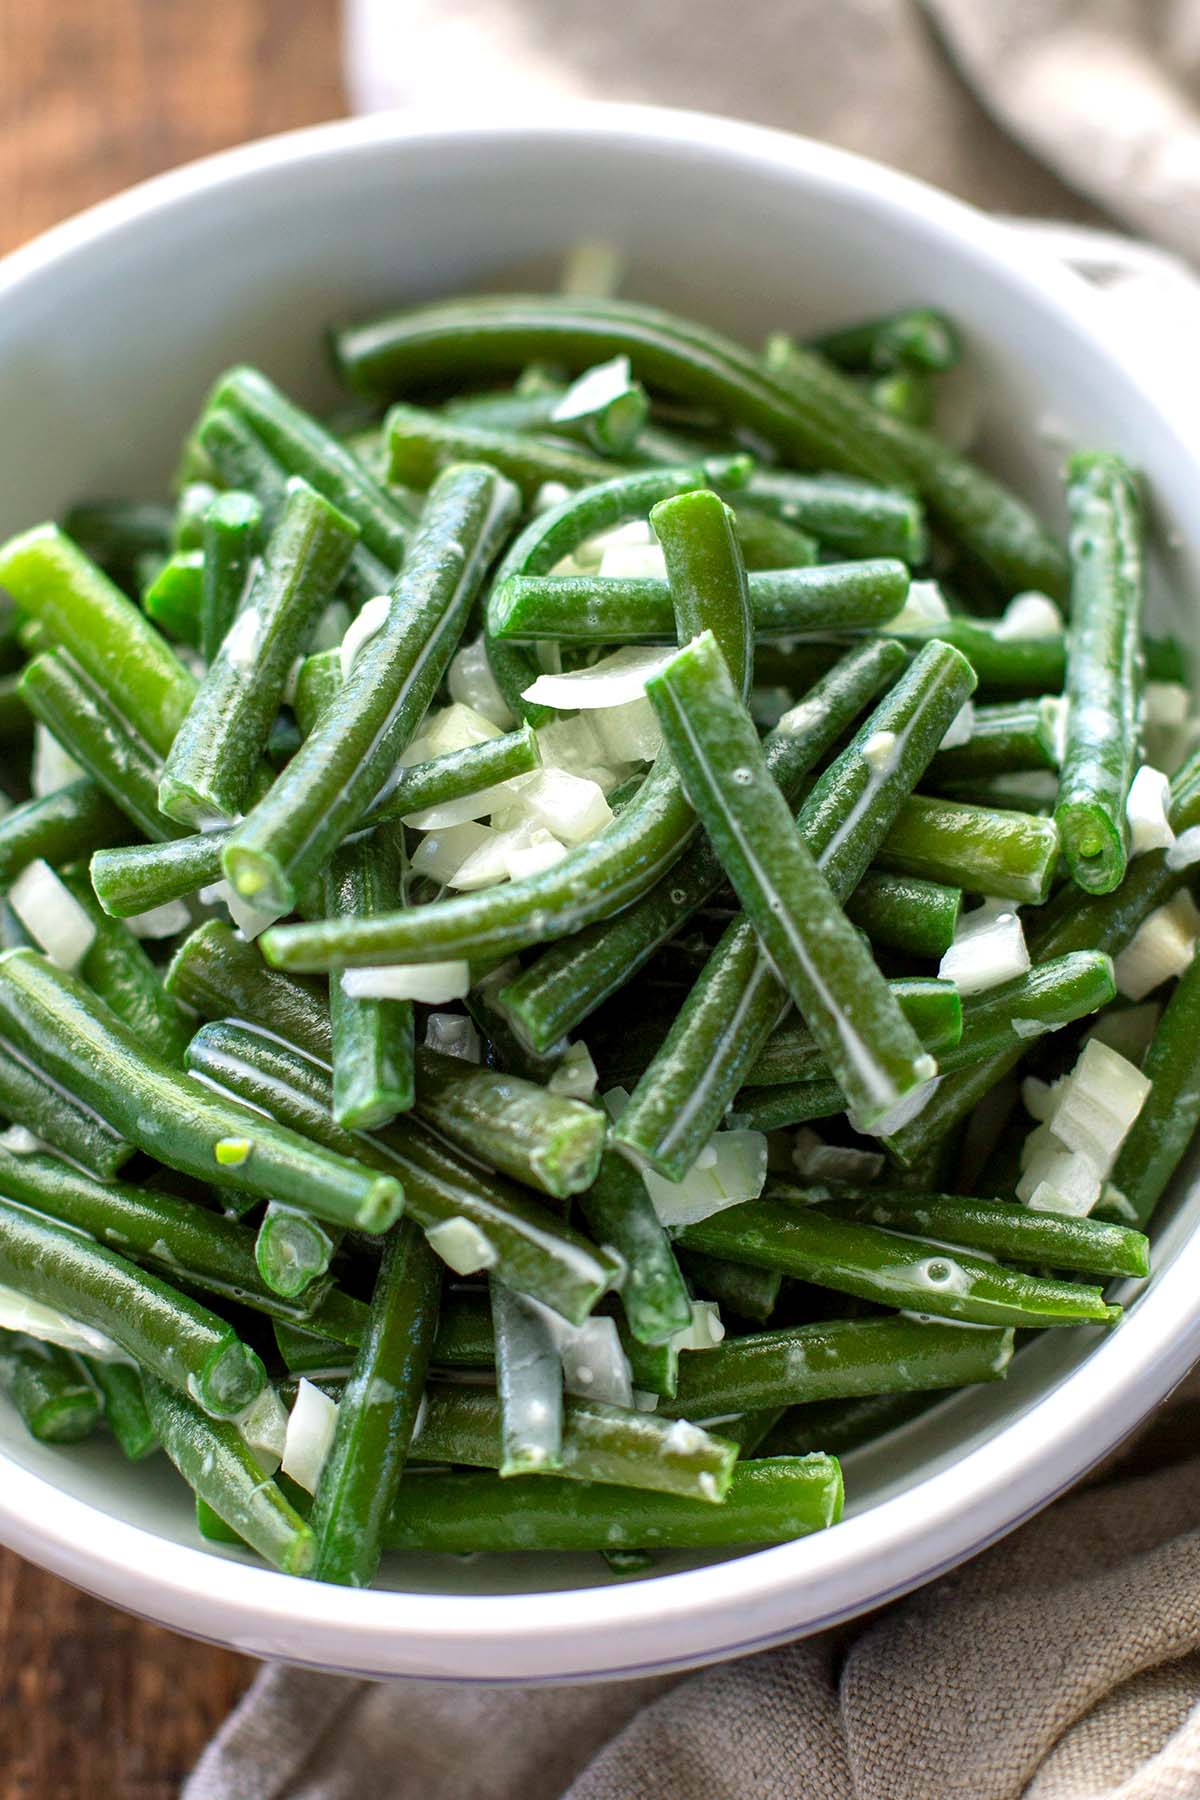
[[0, 525, 197, 755], [261, 479, 752, 971], [869, 368, 936, 428], [1055, 453, 1144, 894], [411, 1381, 737, 1503], [814, 308, 961, 374], [814, 1190, 1148, 1279], [225, 463, 519, 913], [326, 825, 413, 1130], [312, 1221, 441, 1586], [388, 403, 617, 500], [62, 500, 172, 592], [87, 1358, 158, 1460], [844, 870, 962, 959], [676, 1204, 1119, 1329], [143, 552, 203, 648], [414, 1048, 605, 1200], [676, 1249, 782, 1324], [1107, 945, 1200, 1230], [0, 949, 402, 1232], [166, 920, 330, 1060], [91, 831, 227, 918], [927, 698, 1061, 785], [745, 977, 962, 1086], [877, 794, 1060, 905], [499, 639, 906, 1054], [0, 1331, 100, 1443], [58, 866, 193, 1064], [577, 1151, 692, 1346], [760, 1390, 934, 1458], [0, 1033, 133, 1177], [384, 1456, 843, 1553], [664, 1316, 1013, 1417], [144, 1376, 315, 1574], [740, 471, 927, 563], [490, 559, 910, 646], [491, 1277, 564, 1475], [184, 1021, 618, 1326], [292, 646, 343, 736], [161, 479, 358, 827], [0, 1197, 266, 1417], [255, 1203, 336, 1299], [20, 652, 183, 842], [200, 490, 263, 665], [368, 725, 541, 827]]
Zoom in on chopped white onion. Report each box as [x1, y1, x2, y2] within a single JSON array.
[[1126, 765, 1175, 856], [0, 1281, 125, 1360], [493, 769, 613, 846], [994, 770, 1059, 806], [536, 713, 609, 777], [939, 900, 1030, 995], [447, 635, 516, 730], [604, 1088, 768, 1225], [1021, 1075, 1060, 1123], [339, 594, 391, 679], [1146, 681, 1191, 730], [552, 355, 632, 422], [669, 1300, 726, 1353], [411, 820, 495, 885], [862, 729, 900, 773], [589, 696, 663, 765], [548, 1041, 598, 1099], [405, 703, 501, 762], [938, 703, 975, 751], [791, 1127, 884, 1183], [994, 592, 1063, 640], [281, 1379, 339, 1494], [882, 579, 949, 635], [32, 725, 82, 797], [522, 646, 674, 711], [1047, 1039, 1151, 1168], [238, 1384, 287, 1468], [598, 541, 667, 580], [1085, 1001, 1161, 1064], [505, 828, 568, 880], [424, 1013, 482, 1061], [559, 1314, 633, 1408], [858, 1073, 940, 1139], [1016, 1122, 1104, 1215], [1114, 889, 1200, 999], [633, 1389, 661, 1412], [198, 879, 283, 941], [425, 1217, 496, 1275], [1167, 827, 1200, 870], [223, 606, 262, 672], [8, 859, 95, 970], [341, 961, 470, 1004], [443, 822, 531, 891], [126, 898, 193, 939], [0, 1125, 48, 1155]]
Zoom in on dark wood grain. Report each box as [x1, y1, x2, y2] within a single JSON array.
[[0, 4, 345, 1792]]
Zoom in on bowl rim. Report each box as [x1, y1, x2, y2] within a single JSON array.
[[1, 99, 1198, 1683]]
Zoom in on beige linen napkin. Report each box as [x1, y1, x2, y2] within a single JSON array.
[[186, 4, 1200, 1794]]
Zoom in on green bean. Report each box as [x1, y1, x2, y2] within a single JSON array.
[[675, 1204, 1119, 1329], [760, 1390, 934, 1457], [58, 867, 193, 1064], [368, 725, 541, 827], [1107, 945, 1200, 1229], [576, 1151, 692, 1346], [876, 794, 1060, 905], [19, 652, 183, 842], [729, 506, 820, 570], [143, 552, 203, 648], [254, 1204, 336, 1299], [200, 490, 263, 665], [411, 1381, 737, 1502], [291, 646, 342, 736], [617, 635, 973, 1171], [0, 524, 197, 756], [1055, 453, 1144, 894], [90, 831, 227, 917], [86, 1358, 157, 1460], [491, 1277, 564, 1475], [143, 1376, 315, 1574], [208, 365, 413, 567], [739, 471, 927, 563], [172, 483, 219, 550], [388, 403, 619, 500], [383, 1456, 843, 1553], [183, 1022, 618, 1325], [927, 698, 1061, 785], [844, 871, 961, 958], [326, 825, 413, 1130], [312, 1221, 441, 1586], [499, 638, 907, 1054], [414, 1048, 605, 1199], [0, 672, 31, 743], [0, 1034, 133, 1177], [224, 463, 519, 913], [0, 949, 402, 1232], [0, 1197, 266, 1416], [273, 1319, 358, 1374], [490, 559, 910, 646], [261, 478, 753, 971], [451, 360, 650, 455], [814, 1190, 1149, 1278], [0, 1331, 100, 1443], [868, 368, 936, 428], [676, 1249, 782, 1324], [887, 619, 1178, 699], [161, 479, 358, 827], [765, 333, 1068, 597], [744, 977, 962, 1086], [432, 1287, 497, 1366], [814, 308, 961, 374], [61, 500, 172, 593], [665, 1316, 1013, 1417], [166, 919, 330, 1059]]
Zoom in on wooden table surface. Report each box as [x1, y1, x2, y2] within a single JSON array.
[[0, 5, 345, 1793]]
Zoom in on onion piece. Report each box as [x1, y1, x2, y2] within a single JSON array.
[[341, 962, 470, 1004], [939, 900, 1030, 996], [536, 713, 609, 777], [792, 1128, 884, 1183], [1114, 889, 1200, 1000], [598, 541, 667, 580], [882, 579, 950, 635], [522, 646, 675, 711], [199, 879, 283, 941], [425, 1216, 497, 1276], [548, 1041, 598, 1100], [938, 703, 975, 751], [670, 1300, 726, 1353], [604, 1088, 768, 1226], [1125, 765, 1175, 856], [994, 592, 1063, 640], [447, 821, 539, 891], [403, 703, 501, 763], [312, 600, 352, 654], [411, 820, 495, 885], [8, 859, 96, 970], [1167, 827, 1200, 871], [590, 696, 663, 765], [281, 1378, 339, 1493], [491, 769, 613, 846], [0, 1125, 48, 1155], [1046, 1039, 1151, 1168], [124, 898, 194, 940], [448, 636, 517, 730], [338, 594, 391, 679], [424, 1012, 482, 1061], [506, 828, 568, 880], [239, 1384, 288, 1469], [32, 725, 82, 798]]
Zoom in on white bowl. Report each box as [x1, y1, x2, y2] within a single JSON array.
[[1, 104, 1198, 1684]]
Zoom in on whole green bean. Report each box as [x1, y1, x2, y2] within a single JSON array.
[[576, 1150, 692, 1346], [143, 1376, 315, 1574], [814, 1189, 1148, 1278], [200, 491, 263, 664], [491, 1276, 564, 1475], [326, 825, 413, 1130], [847, 873, 962, 958], [161, 479, 359, 827], [312, 1221, 441, 1586], [876, 794, 1060, 905], [0, 949, 403, 1232], [224, 463, 519, 913], [664, 1316, 1014, 1417], [388, 403, 618, 500], [0, 1197, 266, 1417], [0, 1331, 100, 1443], [1055, 453, 1144, 894], [675, 1204, 1119, 1329], [730, 506, 820, 570], [166, 920, 330, 1059], [490, 559, 910, 646], [760, 1390, 934, 1458], [1106, 945, 1200, 1229], [383, 1457, 843, 1553], [86, 1357, 157, 1460]]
